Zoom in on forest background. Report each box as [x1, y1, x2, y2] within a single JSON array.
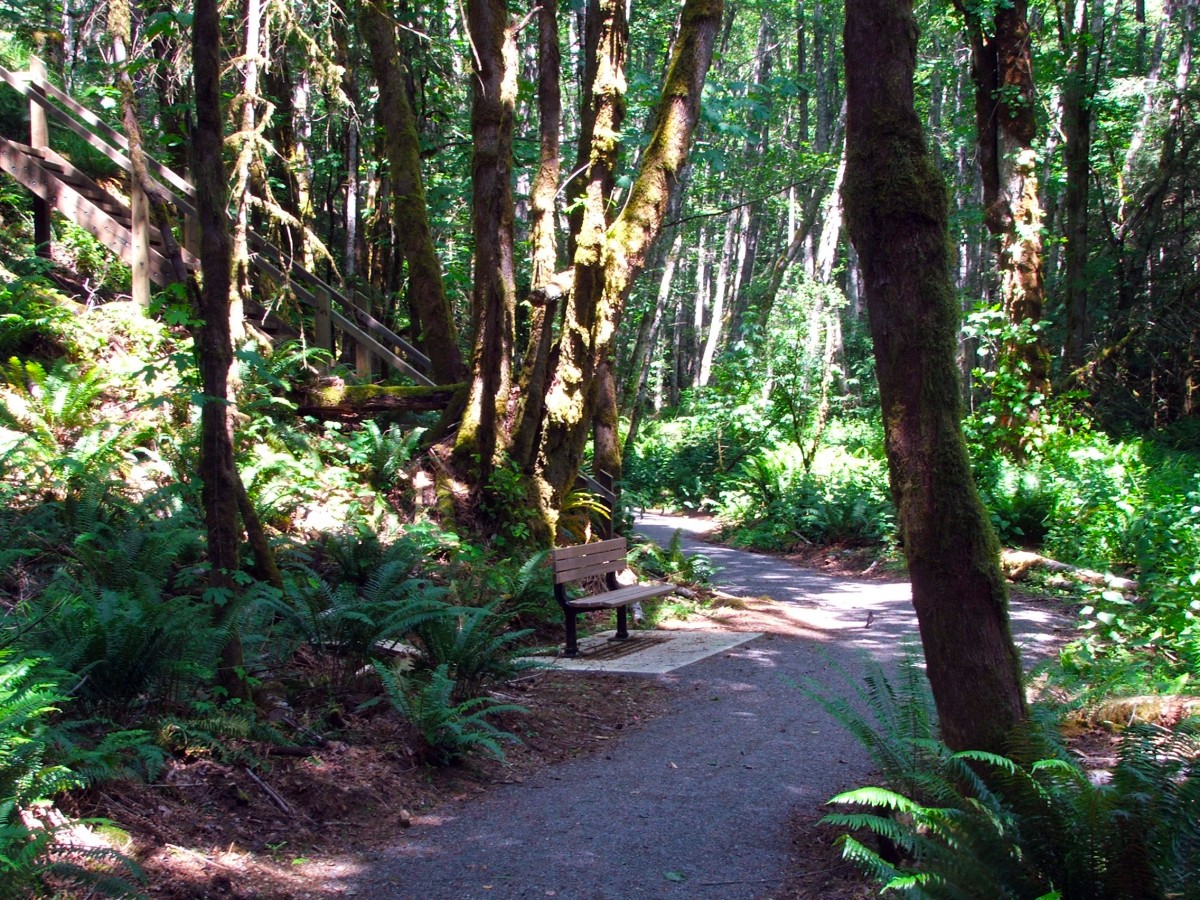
[[0, 0, 1197, 895]]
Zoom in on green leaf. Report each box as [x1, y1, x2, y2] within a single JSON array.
[[663, 871, 686, 882]]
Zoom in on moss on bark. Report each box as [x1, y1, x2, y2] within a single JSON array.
[[844, 0, 1026, 754]]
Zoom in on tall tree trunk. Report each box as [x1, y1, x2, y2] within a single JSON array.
[[624, 231, 680, 456], [670, 273, 685, 407], [1118, 2, 1194, 309], [536, 0, 723, 525], [698, 207, 737, 387], [192, 0, 250, 702], [955, 0, 1050, 398], [360, 0, 465, 385], [691, 225, 710, 383], [814, 135, 846, 284], [454, 0, 518, 489], [748, 186, 825, 335], [264, 58, 315, 272], [843, 0, 1026, 754], [229, 0, 263, 346], [1060, 0, 1095, 368], [511, 0, 564, 473]]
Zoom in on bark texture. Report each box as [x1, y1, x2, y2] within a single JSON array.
[[842, 0, 1026, 753], [192, 0, 249, 700], [956, 0, 1050, 395], [537, 0, 723, 522], [510, 0, 564, 473], [360, 0, 465, 385], [455, 0, 518, 485], [1060, 0, 1095, 367]]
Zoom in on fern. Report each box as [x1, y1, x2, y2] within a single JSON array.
[[345, 421, 422, 492], [49, 724, 167, 786], [410, 602, 541, 697], [16, 578, 226, 712], [370, 662, 524, 765], [0, 655, 77, 812], [0, 278, 77, 362], [157, 707, 291, 763], [272, 557, 456, 689], [817, 655, 1200, 899], [0, 653, 141, 898], [0, 358, 108, 446]]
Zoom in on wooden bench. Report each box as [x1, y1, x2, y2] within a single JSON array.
[[551, 537, 675, 657]]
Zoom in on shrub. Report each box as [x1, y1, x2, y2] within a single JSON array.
[[816, 656, 1200, 899], [0, 653, 141, 898], [368, 662, 524, 765], [717, 444, 895, 550], [275, 557, 455, 690], [409, 602, 539, 698]]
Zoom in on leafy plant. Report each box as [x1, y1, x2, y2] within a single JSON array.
[[0, 358, 110, 449], [0, 277, 77, 362], [344, 421, 422, 493], [628, 530, 712, 585], [368, 662, 524, 765], [157, 701, 291, 763], [816, 655, 1200, 899], [718, 444, 895, 550], [16, 580, 226, 712], [7, 503, 224, 712], [274, 554, 455, 689], [0, 653, 142, 898], [409, 601, 539, 698]]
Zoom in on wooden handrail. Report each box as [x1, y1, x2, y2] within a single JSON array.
[[0, 60, 436, 383]]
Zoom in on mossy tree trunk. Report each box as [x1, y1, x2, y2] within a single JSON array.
[[454, 0, 518, 491], [1060, 0, 1096, 369], [447, 0, 720, 538], [535, 0, 723, 525], [536, 0, 628, 514], [360, 0, 465, 385], [843, 0, 1027, 754], [510, 0, 565, 473], [955, 0, 1051, 404], [191, 0, 251, 702]]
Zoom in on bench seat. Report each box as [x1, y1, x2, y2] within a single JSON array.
[[561, 581, 676, 611], [551, 537, 674, 656]]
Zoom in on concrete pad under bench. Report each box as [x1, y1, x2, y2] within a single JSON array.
[[527, 629, 763, 675]]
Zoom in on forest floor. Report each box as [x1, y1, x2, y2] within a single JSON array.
[[71, 516, 1071, 899], [73, 597, 886, 898], [73, 612, 879, 899], [74, 671, 682, 899]]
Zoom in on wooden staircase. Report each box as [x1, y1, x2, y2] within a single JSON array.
[[0, 59, 436, 387], [0, 137, 195, 287]]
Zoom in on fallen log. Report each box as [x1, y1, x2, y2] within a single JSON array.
[[1000, 549, 1136, 592], [296, 380, 463, 421]]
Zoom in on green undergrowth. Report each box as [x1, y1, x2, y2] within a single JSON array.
[[0, 281, 680, 891], [812, 654, 1200, 899], [629, 393, 1200, 694]]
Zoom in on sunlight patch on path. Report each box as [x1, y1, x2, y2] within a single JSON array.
[[633, 512, 1072, 665]]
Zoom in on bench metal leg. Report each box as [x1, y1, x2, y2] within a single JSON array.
[[565, 611, 579, 657], [614, 605, 629, 641]]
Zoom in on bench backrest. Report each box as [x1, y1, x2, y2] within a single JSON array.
[[550, 537, 627, 584]]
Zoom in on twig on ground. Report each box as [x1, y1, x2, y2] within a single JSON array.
[[242, 767, 291, 814]]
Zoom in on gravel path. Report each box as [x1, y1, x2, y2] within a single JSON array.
[[342, 515, 1070, 899]]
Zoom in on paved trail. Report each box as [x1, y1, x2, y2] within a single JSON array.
[[342, 515, 1069, 899]]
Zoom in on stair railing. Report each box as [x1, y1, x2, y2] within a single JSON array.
[[0, 58, 435, 385]]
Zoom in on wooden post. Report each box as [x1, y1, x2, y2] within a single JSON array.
[[354, 291, 373, 378], [130, 170, 150, 306], [314, 287, 333, 367], [183, 169, 200, 258], [29, 57, 51, 260]]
